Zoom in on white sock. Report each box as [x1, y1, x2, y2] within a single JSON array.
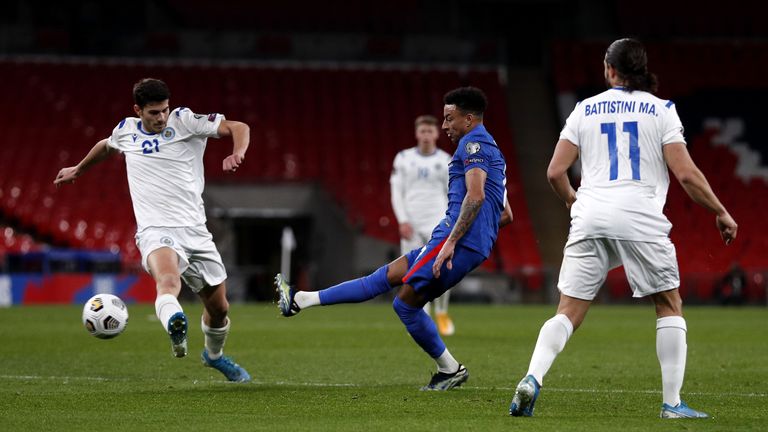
[[202, 316, 230, 360], [434, 291, 450, 314], [435, 348, 460, 374], [656, 316, 687, 406], [526, 314, 573, 385], [294, 291, 321, 309], [155, 294, 183, 329]]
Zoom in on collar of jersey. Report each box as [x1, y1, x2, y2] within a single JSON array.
[[460, 124, 491, 145], [611, 86, 626, 91], [137, 121, 157, 136]]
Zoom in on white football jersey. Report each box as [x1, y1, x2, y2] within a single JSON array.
[[390, 147, 451, 230], [560, 88, 685, 242], [106, 108, 223, 232]]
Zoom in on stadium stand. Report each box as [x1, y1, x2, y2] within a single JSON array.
[[0, 59, 541, 278]]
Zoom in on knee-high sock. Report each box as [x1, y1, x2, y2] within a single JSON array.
[[656, 316, 687, 406], [526, 314, 573, 385], [393, 297, 457, 372], [155, 293, 183, 329], [317, 265, 393, 305], [434, 291, 450, 314], [202, 316, 230, 360]]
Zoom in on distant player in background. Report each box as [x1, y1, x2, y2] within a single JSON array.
[[54, 78, 251, 382], [390, 115, 454, 336], [277, 87, 513, 390], [508, 38, 738, 418]]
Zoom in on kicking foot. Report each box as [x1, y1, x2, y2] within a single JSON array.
[[420, 365, 469, 391], [201, 349, 251, 382], [275, 273, 301, 317], [167, 311, 188, 358], [660, 400, 709, 419], [509, 374, 541, 417]]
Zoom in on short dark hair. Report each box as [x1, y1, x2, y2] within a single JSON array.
[[605, 38, 658, 93], [443, 87, 487, 116], [414, 115, 438, 128], [133, 78, 171, 108]]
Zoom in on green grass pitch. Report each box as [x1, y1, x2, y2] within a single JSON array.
[[0, 303, 765, 431]]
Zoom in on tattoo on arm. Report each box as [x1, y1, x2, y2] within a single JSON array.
[[448, 196, 484, 242]]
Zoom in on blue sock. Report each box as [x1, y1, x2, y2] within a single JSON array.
[[393, 296, 446, 358], [318, 265, 393, 305]]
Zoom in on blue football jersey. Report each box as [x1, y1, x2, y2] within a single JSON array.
[[432, 124, 507, 257]]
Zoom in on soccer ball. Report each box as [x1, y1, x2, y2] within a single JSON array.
[[82, 294, 129, 339]]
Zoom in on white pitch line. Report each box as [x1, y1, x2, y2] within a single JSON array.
[[0, 374, 123, 382], [463, 385, 768, 398], [1, 375, 765, 398]]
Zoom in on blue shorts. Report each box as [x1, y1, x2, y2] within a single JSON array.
[[402, 236, 486, 301]]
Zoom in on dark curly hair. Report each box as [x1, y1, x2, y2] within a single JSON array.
[[443, 87, 488, 116], [133, 78, 171, 108], [605, 38, 658, 93]]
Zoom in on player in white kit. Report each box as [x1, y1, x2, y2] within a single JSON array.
[[508, 39, 738, 418], [54, 78, 251, 382], [390, 115, 455, 335]]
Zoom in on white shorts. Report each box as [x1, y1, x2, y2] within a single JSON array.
[[557, 237, 680, 301], [135, 225, 227, 293], [400, 228, 432, 255]]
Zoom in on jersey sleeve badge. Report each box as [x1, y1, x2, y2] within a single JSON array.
[[465, 142, 481, 155]]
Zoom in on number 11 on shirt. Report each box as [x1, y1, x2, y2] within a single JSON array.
[[601, 121, 640, 181]]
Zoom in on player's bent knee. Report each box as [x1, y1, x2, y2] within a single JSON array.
[[155, 273, 181, 294], [392, 296, 415, 320], [652, 289, 683, 317]]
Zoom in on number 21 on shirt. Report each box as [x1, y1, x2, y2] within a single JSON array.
[[601, 121, 639, 181], [142, 138, 160, 154]]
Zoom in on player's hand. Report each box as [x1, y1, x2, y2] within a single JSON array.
[[399, 223, 414, 240], [716, 212, 738, 245], [53, 166, 80, 187], [432, 240, 455, 278], [223, 153, 244, 172]]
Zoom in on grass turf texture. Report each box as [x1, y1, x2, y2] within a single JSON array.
[[0, 303, 765, 431]]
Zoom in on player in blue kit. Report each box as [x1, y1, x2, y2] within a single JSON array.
[[276, 87, 513, 390]]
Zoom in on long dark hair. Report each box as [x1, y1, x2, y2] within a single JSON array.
[[605, 38, 658, 93]]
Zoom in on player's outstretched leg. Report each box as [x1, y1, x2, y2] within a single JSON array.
[[276, 265, 396, 317], [392, 293, 467, 391], [156, 294, 188, 358], [200, 317, 251, 382], [509, 374, 541, 417]]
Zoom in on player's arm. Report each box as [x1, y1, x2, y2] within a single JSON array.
[[499, 195, 513, 228], [546, 139, 579, 208], [433, 167, 486, 277], [663, 142, 737, 244], [217, 120, 250, 172], [390, 154, 413, 240], [53, 138, 115, 187]]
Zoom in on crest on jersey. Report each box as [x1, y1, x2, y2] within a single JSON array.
[[161, 237, 174, 246], [465, 142, 481, 155], [161, 127, 176, 140]]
